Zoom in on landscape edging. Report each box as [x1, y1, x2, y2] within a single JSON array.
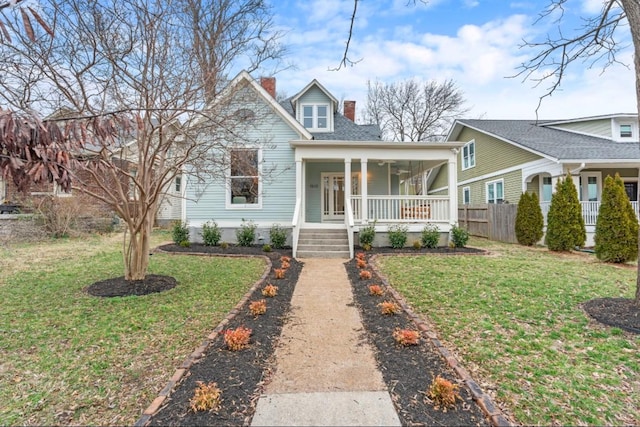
[[134, 249, 273, 427], [369, 251, 514, 427]]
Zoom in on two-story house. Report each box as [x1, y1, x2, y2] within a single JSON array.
[[183, 71, 466, 258], [435, 114, 640, 246]]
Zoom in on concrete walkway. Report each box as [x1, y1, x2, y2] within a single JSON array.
[[250, 258, 401, 426]]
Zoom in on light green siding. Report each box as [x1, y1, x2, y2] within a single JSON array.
[[457, 127, 543, 182], [548, 119, 611, 138], [458, 169, 523, 205], [429, 165, 449, 193]]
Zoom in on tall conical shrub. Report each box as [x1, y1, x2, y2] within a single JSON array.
[[595, 174, 638, 263], [515, 192, 544, 246], [545, 173, 586, 251]]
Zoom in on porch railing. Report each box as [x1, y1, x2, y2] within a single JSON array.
[[351, 195, 450, 222], [540, 201, 640, 226]]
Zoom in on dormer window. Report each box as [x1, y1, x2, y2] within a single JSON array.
[[302, 104, 329, 131], [620, 124, 633, 138]]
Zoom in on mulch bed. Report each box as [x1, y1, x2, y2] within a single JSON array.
[[129, 242, 636, 426], [141, 245, 302, 426], [86, 275, 177, 297], [583, 297, 640, 334], [346, 250, 493, 427]]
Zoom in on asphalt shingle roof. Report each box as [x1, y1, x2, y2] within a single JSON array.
[[279, 98, 381, 141], [459, 119, 640, 161]]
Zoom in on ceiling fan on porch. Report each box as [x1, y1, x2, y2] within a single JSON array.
[[392, 167, 409, 175], [376, 160, 396, 166]]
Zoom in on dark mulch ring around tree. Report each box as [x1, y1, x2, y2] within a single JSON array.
[[145, 245, 302, 426], [346, 250, 493, 427], [86, 274, 177, 297], [583, 297, 640, 334]]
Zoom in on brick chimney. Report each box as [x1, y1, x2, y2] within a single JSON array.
[[260, 77, 276, 99], [344, 100, 356, 122]]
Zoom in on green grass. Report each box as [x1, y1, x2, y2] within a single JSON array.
[[377, 238, 640, 426], [0, 232, 266, 426]]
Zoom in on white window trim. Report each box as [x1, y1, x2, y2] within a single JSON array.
[[300, 103, 332, 132], [486, 178, 504, 204], [461, 140, 476, 171], [619, 123, 634, 138], [225, 147, 263, 210], [539, 174, 553, 202], [462, 186, 470, 205], [579, 171, 602, 202]]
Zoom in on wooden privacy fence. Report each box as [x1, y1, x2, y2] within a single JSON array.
[[458, 204, 518, 244]]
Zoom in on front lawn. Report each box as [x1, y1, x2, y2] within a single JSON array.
[[376, 238, 639, 426], [0, 232, 266, 426]]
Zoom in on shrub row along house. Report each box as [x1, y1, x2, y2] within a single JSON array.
[[438, 114, 640, 246]]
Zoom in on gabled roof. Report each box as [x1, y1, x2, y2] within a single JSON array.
[[290, 79, 339, 111], [449, 119, 640, 162], [219, 70, 313, 140], [279, 98, 381, 141]]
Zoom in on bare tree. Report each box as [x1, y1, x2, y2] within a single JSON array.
[[364, 78, 467, 142], [0, 0, 283, 282]]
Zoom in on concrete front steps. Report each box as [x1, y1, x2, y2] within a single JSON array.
[[296, 228, 351, 259]]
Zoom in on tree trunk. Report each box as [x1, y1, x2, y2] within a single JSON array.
[[124, 210, 153, 281], [622, 0, 640, 307]]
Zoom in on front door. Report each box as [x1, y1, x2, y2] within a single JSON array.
[[322, 173, 345, 221]]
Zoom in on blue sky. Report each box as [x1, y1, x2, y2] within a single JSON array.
[[265, 0, 636, 121]]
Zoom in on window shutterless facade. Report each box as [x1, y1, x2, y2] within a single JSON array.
[[227, 148, 261, 208], [486, 179, 504, 204], [462, 141, 475, 170], [301, 104, 330, 131]]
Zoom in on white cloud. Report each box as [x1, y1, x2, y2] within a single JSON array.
[[272, 3, 637, 122], [581, 0, 607, 15]]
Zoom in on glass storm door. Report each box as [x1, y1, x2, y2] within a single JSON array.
[[322, 174, 345, 220]]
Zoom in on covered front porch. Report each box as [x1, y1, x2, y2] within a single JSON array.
[[290, 140, 465, 258]]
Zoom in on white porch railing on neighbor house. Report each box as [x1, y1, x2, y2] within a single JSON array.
[[540, 201, 640, 226], [350, 195, 450, 222]]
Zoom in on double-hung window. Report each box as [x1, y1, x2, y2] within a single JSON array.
[[462, 141, 475, 170], [228, 148, 261, 207], [486, 179, 504, 204], [302, 104, 329, 131], [462, 186, 471, 205]]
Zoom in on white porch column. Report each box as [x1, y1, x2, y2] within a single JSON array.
[[295, 160, 302, 203], [448, 152, 458, 224], [361, 158, 368, 223], [344, 158, 352, 215]]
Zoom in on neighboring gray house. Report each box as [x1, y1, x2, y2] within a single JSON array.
[[432, 114, 640, 246], [183, 71, 465, 258]]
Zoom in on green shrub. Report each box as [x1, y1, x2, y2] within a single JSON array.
[[413, 240, 422, 249], [359, 222, 376, 250], [220, 241, 229, 249], [421, 224, 440, 248], [545, 173, 586, 251], [388, 224, 408, 248], [269, 224, 288, 249], [236, 220, 257, 246], [595, 174, 638, 263], [202, 221, 222, 246], [450, 225, 469, 248], [515, 192, 544, 246], [262, 244, 272, 252], [172, 221, 189, 245]]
